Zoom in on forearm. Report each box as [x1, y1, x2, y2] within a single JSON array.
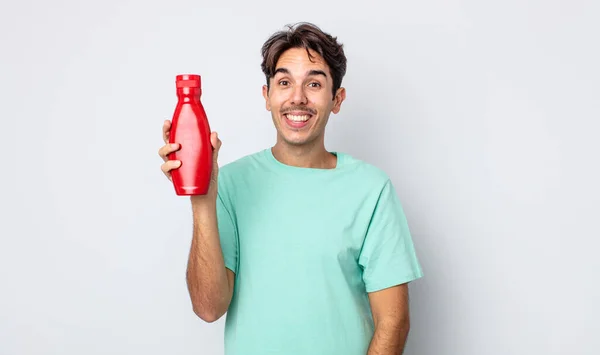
[[186, 198, 231, 322], [367, 318, 410, 355]]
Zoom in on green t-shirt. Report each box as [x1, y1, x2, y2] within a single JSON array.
[[216, 148, 423, 355]]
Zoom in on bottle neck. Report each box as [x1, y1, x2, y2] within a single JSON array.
[[177, 87, 201, 101]]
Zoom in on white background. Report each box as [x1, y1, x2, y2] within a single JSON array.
[[1, 0, 598, 354]]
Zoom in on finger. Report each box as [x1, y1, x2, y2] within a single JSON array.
[[163, 169, 172, 181], [211, 132, 222, 154], [158, 143, 180, 161], [162, 120, 171, 144], [215, 138, 222, 160], [211, 133, 222, 160], [161, 160, 182, 175], [210, 132, 219, 150]]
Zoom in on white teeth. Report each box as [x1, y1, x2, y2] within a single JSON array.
[[286, 114, 310, 122]]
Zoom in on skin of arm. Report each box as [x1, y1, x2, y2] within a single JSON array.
[[367, 283, 411, 355], [186, 197, 235, 322]]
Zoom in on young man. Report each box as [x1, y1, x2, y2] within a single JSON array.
[[158, 22, 423, 355]]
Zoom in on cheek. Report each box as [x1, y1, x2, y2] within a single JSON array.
[[312, 100, 330, 114], [268, 92, 283, 106], [309, 92, 333, 107]]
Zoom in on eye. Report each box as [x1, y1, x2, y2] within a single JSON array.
[[308, 82, 321, 88], [278, 80, 289, 86]]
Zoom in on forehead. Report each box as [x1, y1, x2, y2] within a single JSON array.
[[275, 47, 330, 74]]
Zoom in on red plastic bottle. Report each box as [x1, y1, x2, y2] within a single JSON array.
[[168, 74, 212, 195]]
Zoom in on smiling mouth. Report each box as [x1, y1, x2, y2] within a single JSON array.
[[282, 112, 314, 128], [284, 113, 312, 122]]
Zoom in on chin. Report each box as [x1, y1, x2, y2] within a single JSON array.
[[280, 133, 316, 147], [284, 139, 310, 146], [280, 136, 307, 146]]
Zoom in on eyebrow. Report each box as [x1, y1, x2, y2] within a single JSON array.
[[274, 68, 328, 78], [308, 69, 327, 78]]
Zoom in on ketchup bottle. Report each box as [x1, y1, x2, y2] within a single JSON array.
[[168, 74, 212, 195]]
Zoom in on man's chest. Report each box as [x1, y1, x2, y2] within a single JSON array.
[[232, 183, 376, 271]]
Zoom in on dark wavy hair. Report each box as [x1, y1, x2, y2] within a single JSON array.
[[261, 22, 347, 98]]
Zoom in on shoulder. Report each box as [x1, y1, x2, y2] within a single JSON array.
[[338, 152, 392, 188], [219, 149, 266, 177], [216, 149, 269, 197]]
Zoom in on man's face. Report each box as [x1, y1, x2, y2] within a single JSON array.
[[262, 47, 345, 147]]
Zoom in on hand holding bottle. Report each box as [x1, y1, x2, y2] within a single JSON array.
[[158, 120, 233, 324], [158, 119, 222, 200]]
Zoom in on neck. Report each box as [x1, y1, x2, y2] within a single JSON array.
[[271, 139, 336, 169]]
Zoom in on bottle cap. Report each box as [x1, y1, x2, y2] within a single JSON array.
[[176, 74, 201, 88]]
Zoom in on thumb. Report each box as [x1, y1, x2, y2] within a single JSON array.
[[211, 132, 221, 160]]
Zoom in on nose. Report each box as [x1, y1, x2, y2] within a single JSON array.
[[290, 84, 308, 105]]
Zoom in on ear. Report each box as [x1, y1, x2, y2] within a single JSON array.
[[331, 87, 346, 114], [262, 85, 271, 111]]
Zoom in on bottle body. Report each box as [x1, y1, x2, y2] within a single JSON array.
[[168, 75, 212, 195]]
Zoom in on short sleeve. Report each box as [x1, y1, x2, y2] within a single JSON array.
[[217, 192, 238, 274], [358, 179, 423, 292]]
